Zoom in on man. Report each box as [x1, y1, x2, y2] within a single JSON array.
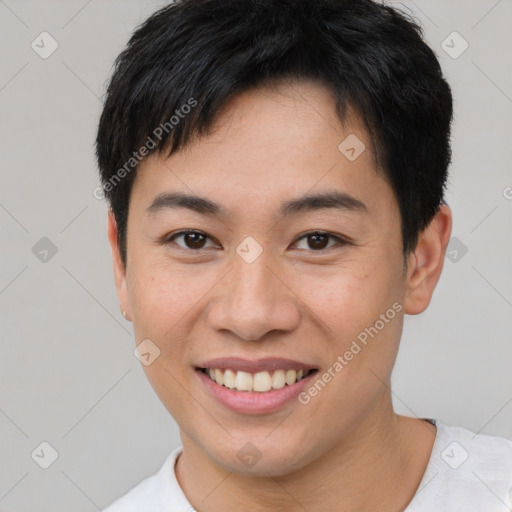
[[96, 0, 512, 510]]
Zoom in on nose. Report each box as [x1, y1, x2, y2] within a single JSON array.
[[207, 253, 301, 341]]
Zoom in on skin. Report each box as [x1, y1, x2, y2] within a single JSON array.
[[107, 79, 452, 511]]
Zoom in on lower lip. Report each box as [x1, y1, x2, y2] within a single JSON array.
[[195, 369, 317, 415]]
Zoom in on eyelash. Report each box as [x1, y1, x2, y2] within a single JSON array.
[[163, 229, 350, 253]]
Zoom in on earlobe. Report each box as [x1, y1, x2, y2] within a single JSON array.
[[107, 210, 132, 321], [403, 204, 452, 315]]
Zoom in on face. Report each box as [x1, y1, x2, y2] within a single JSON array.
[[110, 80, 428, 476]]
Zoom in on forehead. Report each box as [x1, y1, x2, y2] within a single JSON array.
[[132, 80, 394, 218]]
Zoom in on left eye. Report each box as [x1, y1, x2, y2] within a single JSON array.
[[293, 231, 344, 251]]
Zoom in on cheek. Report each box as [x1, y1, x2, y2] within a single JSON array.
[[126, 261, 215, 380], [293, 263, 403, 443], [128, 259, 207, 332], [126, 261, 207, 421], [296, 256, 405, 413], [297, 258, 402, 342]]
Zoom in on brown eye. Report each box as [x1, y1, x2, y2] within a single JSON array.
[[307, 233, 330, 250], [167, 230, 217, 250], [294, 231, 345, 251]]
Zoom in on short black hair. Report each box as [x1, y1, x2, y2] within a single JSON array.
[[96, 0, 453, 265]]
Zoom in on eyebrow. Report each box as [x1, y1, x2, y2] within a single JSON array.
[[146, 192, 226, 216], [145, 190, 367, 217], [280, 191, 367, 216]]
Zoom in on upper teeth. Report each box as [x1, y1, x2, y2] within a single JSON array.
[[206, 368, 311, 392]]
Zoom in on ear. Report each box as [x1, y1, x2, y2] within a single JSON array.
[[107, 210, 131, 321], [403, 203, 452, 315]]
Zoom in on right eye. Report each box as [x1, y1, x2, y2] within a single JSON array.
[[165, 230, 220, 251]]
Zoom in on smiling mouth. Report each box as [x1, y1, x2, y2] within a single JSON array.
[[197, 367, 318, 393]]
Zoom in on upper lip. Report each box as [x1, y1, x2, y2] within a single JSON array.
[[196, 357, 317, 373]]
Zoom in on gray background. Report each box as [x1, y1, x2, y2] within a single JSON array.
[[1, 0, 511, 510]]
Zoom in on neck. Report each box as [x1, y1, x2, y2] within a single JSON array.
[[175, 391, 435, 512]]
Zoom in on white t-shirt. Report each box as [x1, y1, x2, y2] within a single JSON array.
[[103, 420, 512, 511]]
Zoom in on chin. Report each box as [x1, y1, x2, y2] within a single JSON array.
[[200, 432, 317, 477]]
